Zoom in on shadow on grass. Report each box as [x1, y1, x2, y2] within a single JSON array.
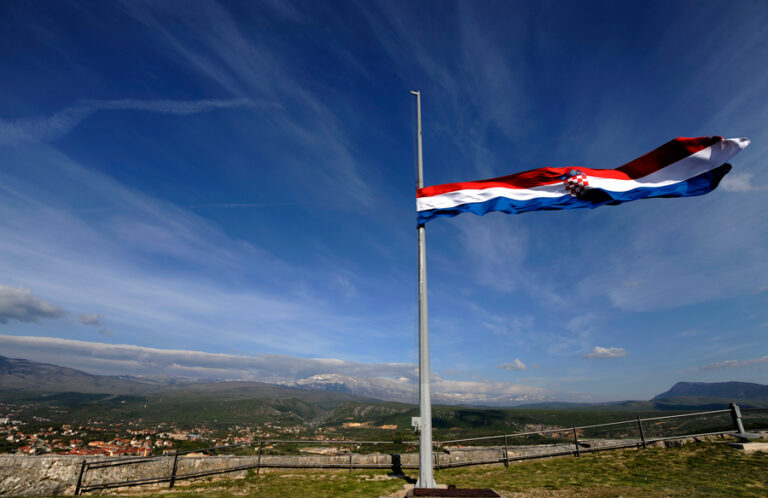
[[388, 454, 416, 483]]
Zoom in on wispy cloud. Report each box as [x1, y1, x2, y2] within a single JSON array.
[[498, 358, 528, 371], [0, 285, 66, 324], [117, 0, 375, 208], [700, 355, 768, 370], [78, 313, 102, 326], [453, 215, 528, 293], [189, 202, 298, 209], [0, 98, 255, 146], [0, 145, 390, 357], [720, 172, 768, 192], [567, 313, 602, 334], [0, 334, 413, 380], [584, 346, 627, 359]]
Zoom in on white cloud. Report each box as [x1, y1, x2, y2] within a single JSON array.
[[498, 358, 528, 371], [700, 355, 768, 370], [584, 346, 627, 359], [0, 98, 254, 146], [0, 285, 66, 324]]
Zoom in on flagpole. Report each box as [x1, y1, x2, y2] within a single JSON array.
[[411, 90, 436, 489]]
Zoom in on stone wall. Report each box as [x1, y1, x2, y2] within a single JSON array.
[[0, 437, 709, 496], [0, 455, 84, 496]]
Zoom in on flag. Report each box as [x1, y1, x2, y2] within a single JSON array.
[[417, 136, 750, 224]]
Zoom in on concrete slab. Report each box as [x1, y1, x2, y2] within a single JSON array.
[[728, 442, 768, 453]]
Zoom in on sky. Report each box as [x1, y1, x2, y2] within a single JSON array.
[[0, 0, 766, 404]]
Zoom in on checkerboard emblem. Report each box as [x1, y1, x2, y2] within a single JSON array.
[[562, 169, 589, 197]]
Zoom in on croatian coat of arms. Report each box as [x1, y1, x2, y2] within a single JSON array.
[[562, 169, 589, 197]]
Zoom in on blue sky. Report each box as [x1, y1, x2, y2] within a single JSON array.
[[0, 0, 766, 403]]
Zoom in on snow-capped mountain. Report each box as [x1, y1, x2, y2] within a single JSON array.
[[291, 373, 553, 406]]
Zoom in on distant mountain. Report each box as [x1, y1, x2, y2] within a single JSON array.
[[0, 355, 370, 403], [293, 374, 412, 402], [651, 381, 768, 409], [653, 381, 768, 400], [0, 355, 164, 396]]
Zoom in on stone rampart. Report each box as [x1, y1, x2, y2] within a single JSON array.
[[0, 438, 700, 496]]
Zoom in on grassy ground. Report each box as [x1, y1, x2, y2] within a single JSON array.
[[108, 442, 768, 497]]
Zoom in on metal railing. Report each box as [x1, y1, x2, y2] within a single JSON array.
[[74, 403, 768, 494]]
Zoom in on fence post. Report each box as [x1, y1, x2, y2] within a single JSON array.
[[169, 450, 179, 489], [730, 403, 746, 434], [256, 440, 263, 476], [572, 427, 580, 457], [636, 417, 647, 449], [74, 459, 87, 495], [503, 435, 509, 467], [349, 445, 353, 472]]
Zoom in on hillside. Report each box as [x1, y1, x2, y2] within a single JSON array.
[[654, 381, 768, 401], [0, 356, 164, 396], [651, 381, 768, 409]]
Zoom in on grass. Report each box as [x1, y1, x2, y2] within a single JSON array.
[[107, 441, 768, 497]]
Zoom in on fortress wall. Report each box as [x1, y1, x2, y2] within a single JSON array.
[[0, 439, 682, 496]]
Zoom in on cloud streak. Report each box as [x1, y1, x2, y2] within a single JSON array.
[[700, 355, 768, 370], [0, 334, 413, 380], [0, 98, 254, 146], [118, 0, 376, 208]]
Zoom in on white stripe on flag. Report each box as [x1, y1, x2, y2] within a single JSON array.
[[588, 138, 749, 192], [417, 184, 564, 211]]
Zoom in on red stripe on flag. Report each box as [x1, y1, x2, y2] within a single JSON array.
[[615, 136, 721, 178], [417, 137, 721, 198]]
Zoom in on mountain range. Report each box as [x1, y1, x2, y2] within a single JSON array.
[[2, 355, 767, 408]]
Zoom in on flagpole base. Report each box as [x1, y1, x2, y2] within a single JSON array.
[[415, 478, 438, 490], [407, 485, 500, 497]]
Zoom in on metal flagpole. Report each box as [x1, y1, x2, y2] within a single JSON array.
[[410, 90, 436, 489]]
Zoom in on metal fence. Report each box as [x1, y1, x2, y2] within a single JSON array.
[[74, 403, 768, 494]]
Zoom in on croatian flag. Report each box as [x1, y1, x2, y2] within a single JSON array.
[[417, 136, 750, 224]]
